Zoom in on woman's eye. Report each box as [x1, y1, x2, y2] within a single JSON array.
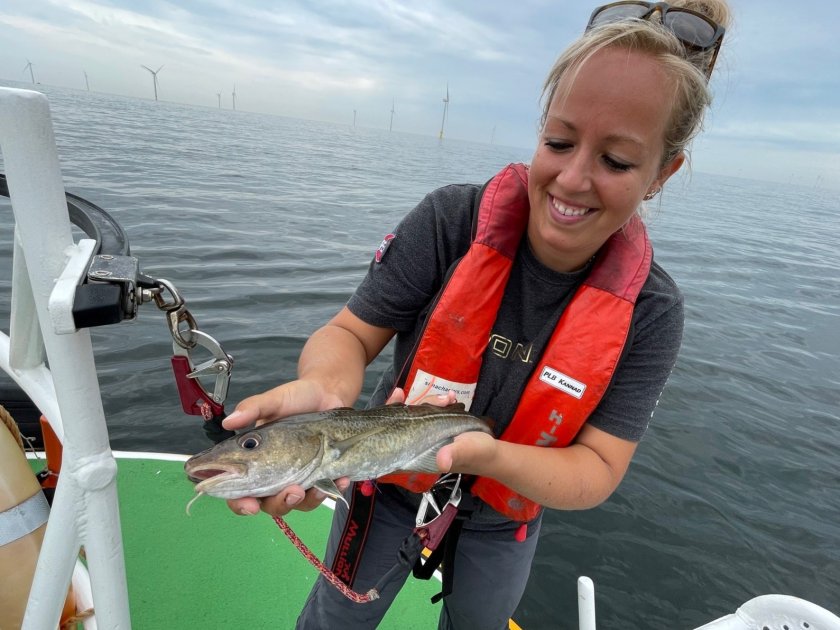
[[604, 155, 632, 172], [545, 140, 572, 152]]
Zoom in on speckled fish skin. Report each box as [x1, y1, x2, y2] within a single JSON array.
[[184, 403, 492, 500]]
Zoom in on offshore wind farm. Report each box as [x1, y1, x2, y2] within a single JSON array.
[[140, 64, 163, 101], [2, 0, 837, 191], [389, 98, 395, 132], [7, 54, 493, 147], [11, 60, 456, 140], [438, 83, 449, 140], [22, 59, 35, 84]]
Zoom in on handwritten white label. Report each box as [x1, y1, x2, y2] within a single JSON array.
[[406, 369, 477, 410], [539, 366, 586, 399]]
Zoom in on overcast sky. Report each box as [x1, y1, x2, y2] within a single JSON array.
[[1, 0, 838, 190]]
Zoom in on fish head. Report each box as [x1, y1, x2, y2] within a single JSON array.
[[184, 421, 323, 500]]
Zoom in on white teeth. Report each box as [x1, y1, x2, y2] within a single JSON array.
[[551, 197, 590, 217]]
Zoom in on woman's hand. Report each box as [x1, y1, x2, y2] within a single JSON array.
[[436, 431, 499, 476], [221, 379, 345, 432], [221, 379, 350, 518], [386, 387, 495, 476], [383, 387, 457, 407], [221, 385, 462, 517], [220, 308, 397, 518]]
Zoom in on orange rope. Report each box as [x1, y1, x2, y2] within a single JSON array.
[[273, 517, 380, 603], [0, 404, 25, 451]]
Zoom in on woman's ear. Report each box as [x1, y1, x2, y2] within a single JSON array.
[[657, 151, 686, 188]]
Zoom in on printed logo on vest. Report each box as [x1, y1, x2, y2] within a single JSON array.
[[539, 366, 586, 399], [375, 233, 395, 263]]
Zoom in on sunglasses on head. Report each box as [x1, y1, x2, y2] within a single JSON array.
[[586, 1, 725, 76]]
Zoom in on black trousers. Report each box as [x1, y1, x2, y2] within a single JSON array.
[[295, 485, 542, 630]]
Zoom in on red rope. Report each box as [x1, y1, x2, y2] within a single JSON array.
[[272, 516, 380, 603]]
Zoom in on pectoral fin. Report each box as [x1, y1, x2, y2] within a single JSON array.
[[313, 478, 348, 508], [401, 440, 449, 473]]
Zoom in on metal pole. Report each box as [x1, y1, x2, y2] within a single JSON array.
[[578, 576, 597, 630], [0, 87, 131, 629]]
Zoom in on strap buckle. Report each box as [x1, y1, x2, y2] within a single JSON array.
[[414, 474, 462, 551], [171, 329, 234, 418], [416, 474, 462, 527]]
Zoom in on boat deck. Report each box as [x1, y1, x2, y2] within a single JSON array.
[[31, 453, 445, 629]]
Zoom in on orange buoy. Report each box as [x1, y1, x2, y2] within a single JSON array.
[[37, 415, 63, 495], [0, 414, 75, 628]]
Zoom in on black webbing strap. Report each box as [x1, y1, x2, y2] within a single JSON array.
[[330, 480, 477, 602], [412, 506, 473, 604], [331, 482, 376, 587], [369, 531, 426, 596], [204, 413, 236, 443]]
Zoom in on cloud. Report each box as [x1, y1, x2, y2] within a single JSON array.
[[1, 0, 838, 187]]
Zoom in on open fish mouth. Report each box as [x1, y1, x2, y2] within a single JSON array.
[[186, 463, 247, 490]]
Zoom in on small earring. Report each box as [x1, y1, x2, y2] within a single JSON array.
[[643, 187, 661, 201]]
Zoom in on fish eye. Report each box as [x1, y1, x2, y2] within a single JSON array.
[[238, 434, 261, 450]]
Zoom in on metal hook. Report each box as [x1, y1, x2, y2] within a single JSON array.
[[416, 474, 462, 528], [172, 329, 234, 404]]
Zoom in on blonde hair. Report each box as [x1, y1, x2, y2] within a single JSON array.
[[540, 0, 733, 165]]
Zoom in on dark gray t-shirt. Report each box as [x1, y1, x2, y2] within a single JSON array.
[[348, 182, 684, 442]]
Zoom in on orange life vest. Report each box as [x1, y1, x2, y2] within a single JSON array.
[[385, 162, 652, 522]]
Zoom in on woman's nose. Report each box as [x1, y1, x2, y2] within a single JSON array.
[[555, 152, 593, 193]]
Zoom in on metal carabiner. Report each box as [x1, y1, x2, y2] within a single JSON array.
[[171, 329, 237, 443], [172, 329, 234, 405], [416, 474, 462, 528], [153, 278, 199, 349]]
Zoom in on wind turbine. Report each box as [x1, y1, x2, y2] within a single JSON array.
[[232, 85, 236, 111], [23, 59, 35, 84], [84, 70, 90, 91], [141, 64, 164, 101], [438, 83, 449, 140], [217, 92, 222, 108], [389, 98, 395, 132]]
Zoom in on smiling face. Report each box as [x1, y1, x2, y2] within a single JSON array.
[[528, 46, 685, 272]]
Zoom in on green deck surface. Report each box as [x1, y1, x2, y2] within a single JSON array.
[[34, 455, 444, 629]]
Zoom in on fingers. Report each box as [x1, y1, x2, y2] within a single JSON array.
[[221, 406, 260, 431], [222, 380, 345, 431], [393, 387, 457, 407], [226, 485, 318, 518], [226, 478, 351, 518], [418, 391, 457, 407], [436, 444, 454, 474], [258, 486, 323, 516], [221, 388, 288, 430], [385, 388, 406, 404], [226, 496, 261, 516], [435, 432, 497, 477]]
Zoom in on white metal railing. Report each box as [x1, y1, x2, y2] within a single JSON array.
[[1, 87, 130, 629]]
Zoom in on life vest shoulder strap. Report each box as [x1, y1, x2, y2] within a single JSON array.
[[472, 217, 652, 520]]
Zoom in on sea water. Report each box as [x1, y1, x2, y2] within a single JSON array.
[[1, 80, 838, 629]]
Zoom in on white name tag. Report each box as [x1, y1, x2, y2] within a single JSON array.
[[539, 366, 586, 399]]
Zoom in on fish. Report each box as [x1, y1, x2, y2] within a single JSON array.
[[184, 402, 493, 508]]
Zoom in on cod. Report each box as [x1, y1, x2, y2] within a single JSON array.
[[184, 402, 493, 504]]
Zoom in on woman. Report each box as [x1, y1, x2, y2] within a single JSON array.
[[223, 1, 732, 627]]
